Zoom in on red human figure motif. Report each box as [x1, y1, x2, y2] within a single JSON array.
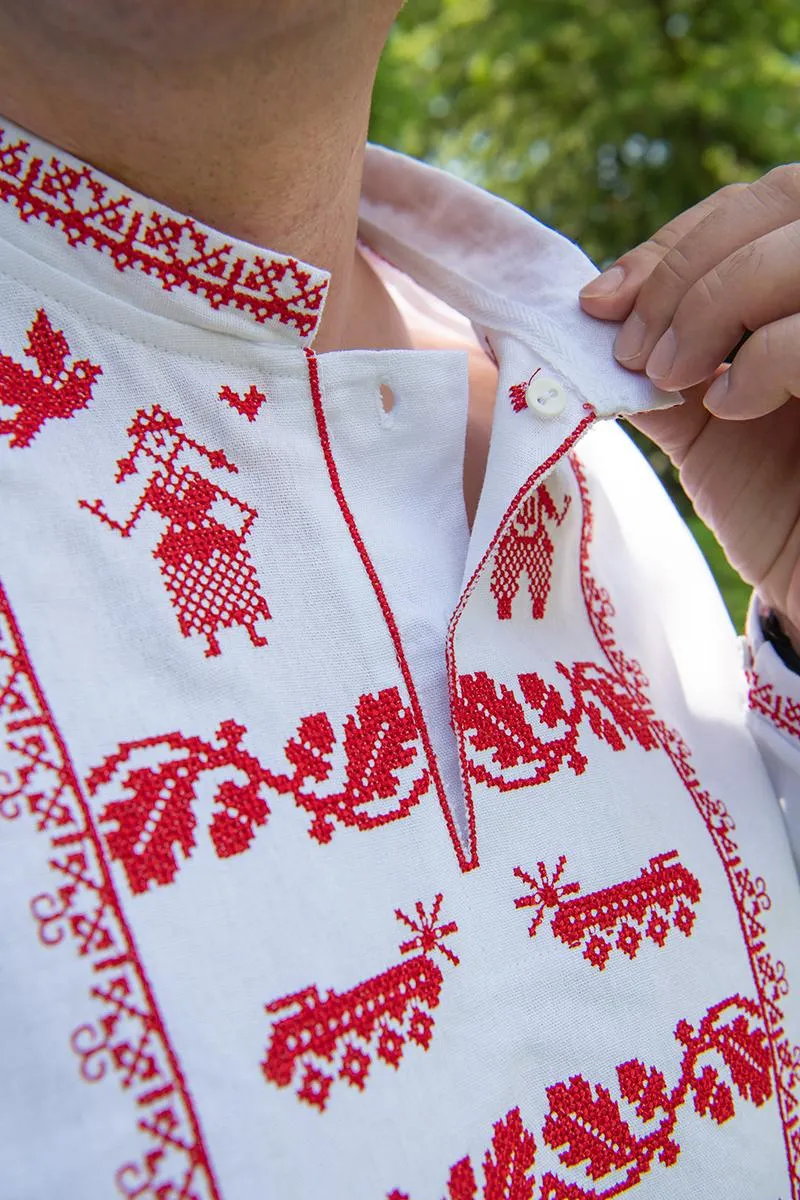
[[79, 404, 271, 656], [262, 895, 459, 1112], [388, 996, 772, 1200], [539, 994, 772, 1197], [278, 686, 429, 843], [490, 483, 571, 621], [455, 663, 657, 792], [0, 308, 102, 448], [87, 720, 275, 894], [514, 852, 702, 971]]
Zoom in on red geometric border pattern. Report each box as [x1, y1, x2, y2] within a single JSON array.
[[0, 581, 221, 1199], [0, 126, 328, 339], [570, 453, 800, 1198], [746, 669, 800, 743]]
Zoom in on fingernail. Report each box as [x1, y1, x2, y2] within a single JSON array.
[[645, 329, 678, 381], [614, 312, 647, 362], [581, 266, 625, 298], [703, 371, 730, 414]]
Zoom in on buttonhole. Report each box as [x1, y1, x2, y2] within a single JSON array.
[[379, 383, 396, 414]]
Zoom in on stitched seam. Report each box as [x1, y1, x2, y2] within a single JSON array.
[[446, 410, 597, 869], [0, 264, 308, 371], [304, 347, 471, 872]]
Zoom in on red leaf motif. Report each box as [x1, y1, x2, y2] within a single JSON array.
[[447, 1156, 478, 1200], [289, 687, 427, 843], [519, 674, 568, 731], [567, 663, 657, 753], [26, 309, 70, 379], [481, 1107, 537, 1200], [284, 713, 336, 787], [456, 672, 544, 770], [341, 689, 419, 802], [616, 1059, 670, 1122], [91, 723, 272, 893], [0, 308, 103, 448], [711, 1012, 773, 1108], [543, 1075, 641, 1181], [98, 755, 200, 893]]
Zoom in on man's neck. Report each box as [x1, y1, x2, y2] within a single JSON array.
[[0, 3, 403, 350]]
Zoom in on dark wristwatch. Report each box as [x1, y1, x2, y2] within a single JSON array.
[[761, 607, 800, 675]]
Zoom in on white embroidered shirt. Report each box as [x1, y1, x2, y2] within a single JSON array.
[[0, 117, 799, 1200]]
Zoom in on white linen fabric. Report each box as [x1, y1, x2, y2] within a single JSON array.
[[0, 117, 798, 1200]]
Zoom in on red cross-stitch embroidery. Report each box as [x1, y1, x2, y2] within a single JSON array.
[[89, 686, 428, 893], [263, 895, 458, 1112], [490, 484, 571, 621], [0, 582, 220, 1198], [509, 368, 542, 414], [455, 661, 657, 792], [86, 721, 273, 894], [745, 667, 800, 743], [570, 453, 800, 1195], [0, 126, 328, 339], [538, 994, 771, 1197], [218, 383, 267, 422], [279, 685, 430, 844], [80, 404, 271, 656], [388, 996, 772, 1200], [443, 1107, 538, 1200], [514, 851, 702, 970], [0, 308, 102, 448]]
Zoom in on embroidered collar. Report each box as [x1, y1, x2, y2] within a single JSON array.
[[0, 118, 330, 345], [0, 114, 670, 425]]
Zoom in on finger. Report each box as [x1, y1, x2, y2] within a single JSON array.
[[642, 217, 800, 391], [607, 164, 800, 357], [579, 184, 743, 320], [701, 313, 800, 420]]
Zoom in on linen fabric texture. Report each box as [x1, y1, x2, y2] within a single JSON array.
[[0, 117, 798, 1200]]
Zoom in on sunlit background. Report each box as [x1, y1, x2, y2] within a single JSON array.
[[370, 0, 800, 629]]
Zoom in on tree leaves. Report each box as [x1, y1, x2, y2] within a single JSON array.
[[372, 0, 800, 264]]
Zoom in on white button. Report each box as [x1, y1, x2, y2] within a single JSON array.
[[525, 376, 566, 417]]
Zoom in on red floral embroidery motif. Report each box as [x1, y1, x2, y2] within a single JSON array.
[[263, 895, 458, 1112], [280, 686, 429, 844], [86, 721, 273, 894], [0, 126, 328, 338], [0, 308, 102, 448], [539, 995, 771, 1197], [490, 484, 571, 621], [444, 1108, 538, 1200], [514, 851, 701, 970], [569, 453, 800, 1194], [389, 996, 771, 1200], [89, 687, 428, 893], [79, 404, 271, 656], [455, 662, 657, 791], [0, 583, 220, 1197], [218, 383, 267, 422]]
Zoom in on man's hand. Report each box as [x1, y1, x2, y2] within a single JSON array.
[[578, 165, 800, 644]]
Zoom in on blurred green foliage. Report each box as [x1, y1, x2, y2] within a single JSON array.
[[370, 0, 800, 627]]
